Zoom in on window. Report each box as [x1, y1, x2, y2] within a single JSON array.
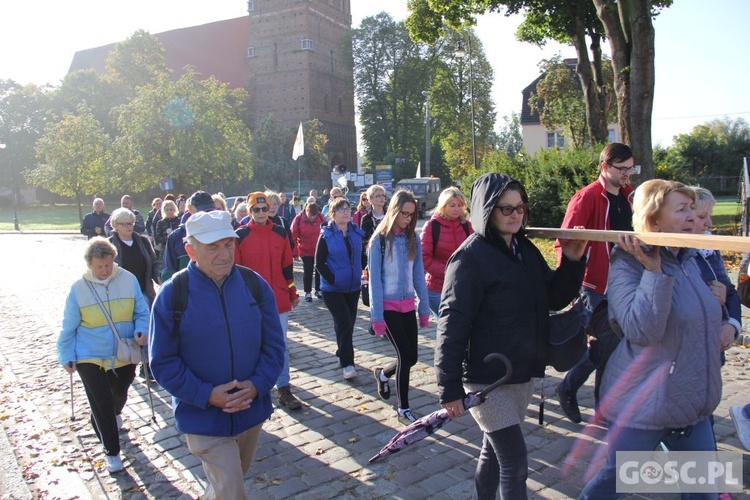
[[246, 47, 255, 58], [546, 131, 565, 149], [608, 129, 616, 143], [301, 39, 313, 51], [247, 0, 254, 12]]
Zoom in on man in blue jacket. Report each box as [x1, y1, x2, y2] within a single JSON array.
[[149, 210, 285, 499]]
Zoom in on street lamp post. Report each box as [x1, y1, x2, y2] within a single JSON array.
[[423, 90, 431, 177], [455, 36, 477, 172]]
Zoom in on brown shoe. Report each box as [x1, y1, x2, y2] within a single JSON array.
[[278, 385, 302, 410]]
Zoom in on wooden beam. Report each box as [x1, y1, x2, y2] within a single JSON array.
[[525, 228, 750, 253]]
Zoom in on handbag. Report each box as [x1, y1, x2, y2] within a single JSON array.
[[361, 282, 370, 307], [85, 281, 143, 364], [547, 298, 587, 372]]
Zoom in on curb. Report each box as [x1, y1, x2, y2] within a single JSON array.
[[0, 423, 32, 500]]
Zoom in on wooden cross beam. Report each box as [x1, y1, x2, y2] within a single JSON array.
[[525, 228, 750, 254]]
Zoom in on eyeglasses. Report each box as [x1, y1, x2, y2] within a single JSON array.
[[607, 163, 641, 175], [118, 222, 135, 227], [494, 203, 528, 216], [334, 208, 351, 214], [252, 206, 269, 213], [400, 211, 415, 219]]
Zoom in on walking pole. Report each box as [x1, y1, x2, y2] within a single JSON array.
[[137, 334, 157, 425], [68, 362, 75, 421]]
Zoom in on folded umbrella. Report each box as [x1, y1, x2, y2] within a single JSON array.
[[369, 353, 512, 463]]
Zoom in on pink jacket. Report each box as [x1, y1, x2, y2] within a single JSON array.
[[420, 215, 473, 293], [290, 212, 325, 257]]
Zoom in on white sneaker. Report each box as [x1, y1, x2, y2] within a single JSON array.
[[116, 415, 123, 430], [343, 365, 357, 380], [106, 454, 124, 473]]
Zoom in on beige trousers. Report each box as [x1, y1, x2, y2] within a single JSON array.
[[185, 423, 262, 500]]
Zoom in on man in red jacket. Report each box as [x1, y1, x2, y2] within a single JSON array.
[[553, 143, 637, 423], [235, 192, 302, 410]]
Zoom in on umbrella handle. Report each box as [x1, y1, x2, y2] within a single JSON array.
[[475, 353, 513, 398]]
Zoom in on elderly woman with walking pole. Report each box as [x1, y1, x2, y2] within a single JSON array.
[[57, 237, 149, 473]]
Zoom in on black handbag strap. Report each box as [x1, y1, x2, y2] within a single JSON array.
[[84, 279, 122, 342]]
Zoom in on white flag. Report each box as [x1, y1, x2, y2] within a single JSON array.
[[292, 122, 304, 160], [415, 161, 422, 178]]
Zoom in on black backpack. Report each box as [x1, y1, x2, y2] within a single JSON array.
[[171, 266, 263, 337], [430, 219, 471, 254]]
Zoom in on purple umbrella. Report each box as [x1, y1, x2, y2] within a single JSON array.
[[369, 353, 513, 463]]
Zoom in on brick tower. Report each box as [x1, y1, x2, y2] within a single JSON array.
[[246, 0, 356, 169]]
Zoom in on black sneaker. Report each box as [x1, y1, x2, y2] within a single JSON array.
[[555, 383, 582, 423], [397, 409, 417, 425], [314, 291, 323, 299], [373, 367, 390, 400]]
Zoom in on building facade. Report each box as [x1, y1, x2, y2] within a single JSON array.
[[68, 0, 357, 170]]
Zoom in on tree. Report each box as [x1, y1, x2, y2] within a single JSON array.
[[497, 112, 523, 158], [405, 0, 672, 180], [0, 80, 54, 199], [111, 68, 253, 193], [29, 106, 109, 221], [105, 29, 171, 100], [665, 117, 750, 181]]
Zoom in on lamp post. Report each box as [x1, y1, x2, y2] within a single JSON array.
[[454, 36, 477, 172], [422, 90, 431, 177]]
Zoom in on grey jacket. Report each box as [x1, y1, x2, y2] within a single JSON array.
[[601, 246, 722, 430]]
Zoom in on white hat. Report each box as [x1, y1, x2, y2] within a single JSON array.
[[185, 211, 238, 244]]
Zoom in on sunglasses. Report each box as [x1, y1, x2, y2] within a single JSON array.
[[494, 203, 528, 216], [252, 206, 269, 213]]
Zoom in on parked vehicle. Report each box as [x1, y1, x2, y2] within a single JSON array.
[[394, 177, 441, 218]]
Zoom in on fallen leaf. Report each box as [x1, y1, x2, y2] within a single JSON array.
[[347, 437, 359, 444], [315, 447, 324, 455]]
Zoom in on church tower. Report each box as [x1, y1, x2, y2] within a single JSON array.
[[246, 0, 356, 169]]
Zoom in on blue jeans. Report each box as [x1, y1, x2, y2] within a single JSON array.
[[275, 312, 290, 388], [427, 290, 442, 319], [474, 424, 528, 500], [560, 290, 605, 397], [580, 418, 717, 500]]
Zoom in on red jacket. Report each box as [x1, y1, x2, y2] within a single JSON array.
[[555, 175, 634, 294], [235, 220, 298, 313], [290, 212, 324, 257], [420, 215, 473, 293]]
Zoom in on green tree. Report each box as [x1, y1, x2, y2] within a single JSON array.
[[105, 29, 171, 100], [252, 118, 330, 192], [497, 112, 523, 158], [405, 0, 672, 180], [29, 106, 109, 221], [0, 80, 54, 199], [665, 117, 750, 180], [111, 68, 253, 193]]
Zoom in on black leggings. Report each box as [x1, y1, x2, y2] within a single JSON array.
[[322, 290, 360, 367], [382, 310, 418, 410], [77, 362, 136, 456], [300, 255, 321, 293]]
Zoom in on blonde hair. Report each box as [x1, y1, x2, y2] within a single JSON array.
[[357, 192, 369, 211], [161, 200, 178, 218], [366, 184, 385, 199], [264, 190, 281, 205], [371, 190, 418, 260], [632, 179, 695, 232], [435, 186, 468, 219], [212, 194, 227, 212], [109, 207, 135, 228], [692, 186, 716, 211]]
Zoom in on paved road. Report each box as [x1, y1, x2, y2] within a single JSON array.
[[0, 233, 747, 499]]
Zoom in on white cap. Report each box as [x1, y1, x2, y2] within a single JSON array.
[[185, 211, 238, 244]]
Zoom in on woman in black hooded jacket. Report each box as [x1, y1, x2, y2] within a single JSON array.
[[435, 173, 586, 499]]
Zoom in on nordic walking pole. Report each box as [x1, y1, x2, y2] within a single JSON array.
[[68, 361, 75, 421], [138, 334, 157, 425]]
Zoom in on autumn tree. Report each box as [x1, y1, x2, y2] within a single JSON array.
[[111, 68, 253, 193], [29, 106, 109, 220], [405, 0, 672, 180]]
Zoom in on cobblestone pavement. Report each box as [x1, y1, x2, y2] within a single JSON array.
[[0, 233, 748, 499]]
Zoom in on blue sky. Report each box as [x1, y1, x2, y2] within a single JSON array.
[[1, 0, 748, 147]]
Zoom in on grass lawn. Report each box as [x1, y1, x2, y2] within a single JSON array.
[[0, 204, 84, 230]]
